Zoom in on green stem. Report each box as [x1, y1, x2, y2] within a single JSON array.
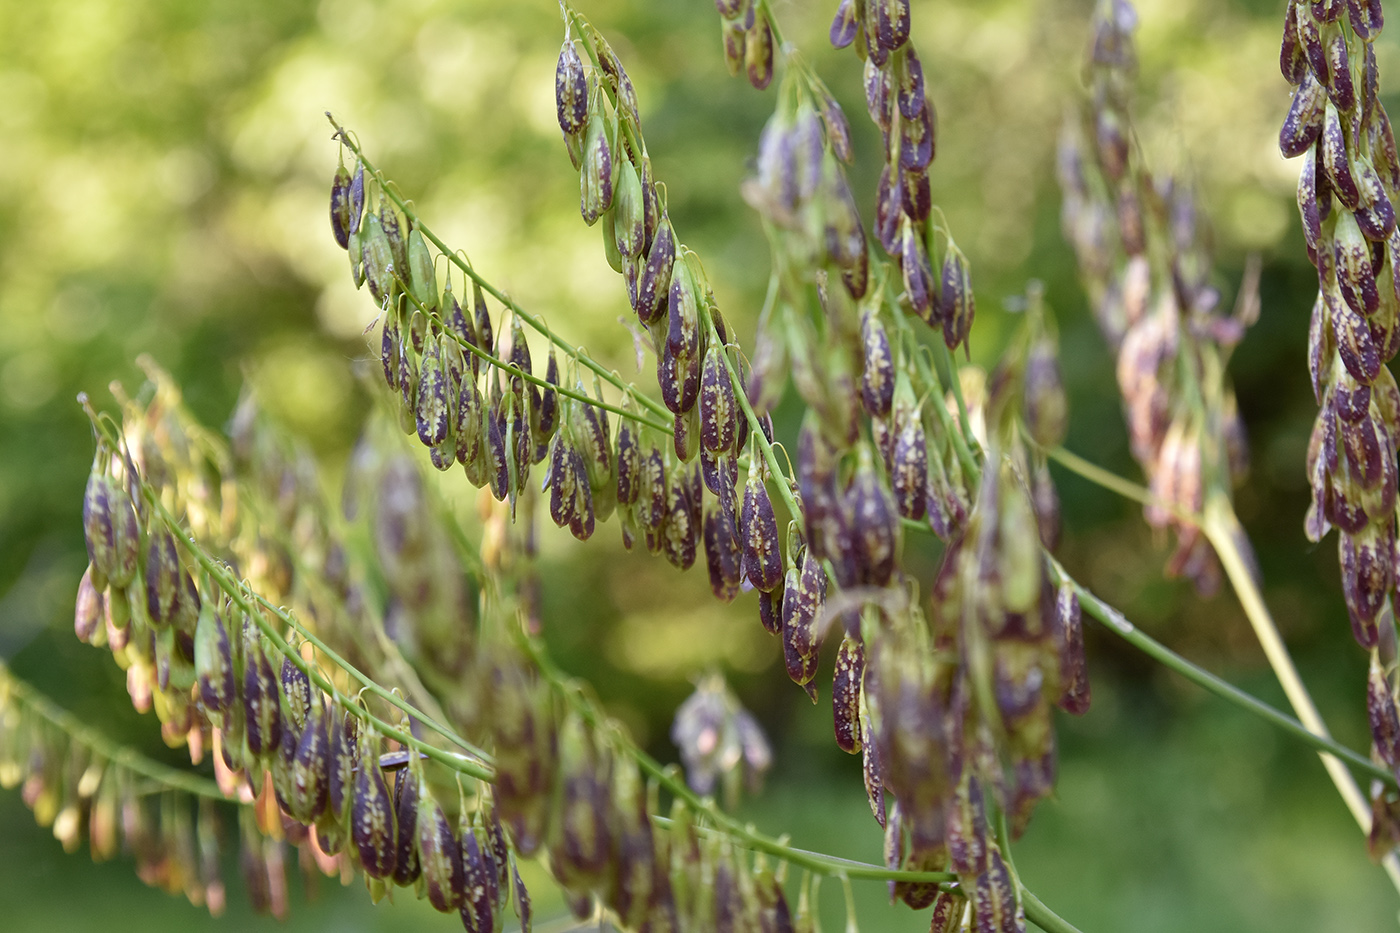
[[143, 493, 495, 783], [1047, 555, 1393, 788], [0, 662, 231, 801], [1044, 444, 1199, 527], [1201, 493, 1400, 892], [328, 117, 674, 428]]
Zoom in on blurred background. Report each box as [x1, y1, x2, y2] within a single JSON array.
[[0, 0, 1394, 929]]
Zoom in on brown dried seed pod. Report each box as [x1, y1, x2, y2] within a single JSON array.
[[352, 735, 397, 879]]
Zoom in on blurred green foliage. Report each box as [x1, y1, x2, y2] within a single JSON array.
[[0, 0, 1397, 929]]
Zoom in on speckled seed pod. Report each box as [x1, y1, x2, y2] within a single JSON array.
[[832, 636, 864, 754], [703, 505, 743, 602], [326, 707, 358, 824], [380, 202, 409, 283], [636, 218, 676, 325], [662, 462, 699, 570], [352, 735, 396, 879], [830, 0, 858, 48], [891, 415, 928, 522], [581, 108, 615, 226], [740, 465, 783, 592], [1280, 71, 1327, 158], [1368, 655, 1400, 772], [860, 312, 895, 418], [459, 828, 496, 933], [781, 550, 825, 699], [144, 529, 183, 629], [194, 599, 235, 717], [849, 445, 900, 586], [290, 705, 330, 823], [745, 11, 774, 90], [330, 161, 354, 250], [243, 638, 281, 758], [940, 244, 976, 351], [901, 221, 937, 320], [929, 889, 968, 933], [699, 346, 738, 454], [973, 845, 1019, 933], [1052, 585, 1090, 715], [416, 791, 463, 912], [279, 657, 312, 733], [486, 406, 510, 502], [390, 768, 421, 886]]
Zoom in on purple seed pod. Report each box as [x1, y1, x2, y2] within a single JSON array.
[[1280, 71, 1327, 158], [861, 0, 887, 65], [568, 446, 597, 541], [875, 164, 903, 255], [668, 255, 702, 361], [758, 584, 782, 636], [1355, 157, 1396, 241], [946, 774, 989, 875], [636, 217, 675, 325], [327, 707, 358, 822], [194, 599, 235, 717], [145, 528, 183, 628], [1321, 23, 1356, 114], [865, 57, 894, 133], [279, 657, 312, 732], [454, 376, 484, 472], [897, 46, 926, 121], [830, 0, 857, 48], [1297, 145, 1325, 254], [640, 443, 669, 533], [874, 0, 910, 53], [860, 312, 895, 418], [703, 506, 743, 602], [615, 417, 641, 508], [849, 445, 900, 586], [381, 311, 403, 392], [816, 89, 854, 165], [899, 164, 932, 224], [1368, 655, 1400, 771], [352, 737, 397, 879], [974, 845, 1019, 933], [556, 41, 588, 137], [330, 161, 353, 249], [1053, 585, 1091, 715], [940, 244, 976, 352], [1339, 412, 1383, 486], [900, 96, 936, 171], [928, 889, 969, 933], [1280, 10, 1307, 83], [535, 350, 560, 458], [486, 406, 510, 501], [243, 639, 281, 758], [741, 468, 784, 592], [1341, 525, 1391, 646], [82, 471, 140, 591], [1322, 101, 1361, 209], [699, 346, 738, 454], [74, 565, 105, 644], [390, 768, 421, 886], [1349, 0, 1384, 40], [674, 404, 700, 463], [397, 330, 419, 432], [548, 431, 580, 529], [901, 221, 937, 320], [891, 416, 928, 522], [781, 551, 825, 697], [290, 705, 330, 823], [745, 12, 774, 91], [1329, 280, 1383, 383], [416, 792, 463, 912], [1094, 107, 1129, 182], [662, 463, 699, 569], [416, 338, 452, 449], [832, 637, 864, 754]]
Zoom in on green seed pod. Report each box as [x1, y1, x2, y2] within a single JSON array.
[[407, 228, 438, 312], [362, 211, 394, 306], [580, 107, 615, 226], [613, 159, 645, 259], [242, 636, 281, 759], [380, 201, 409, 284], [744, 11, 774, 90], [415, 336, 452, 448], [83, 471, 140, 590]]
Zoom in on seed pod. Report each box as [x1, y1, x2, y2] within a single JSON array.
[[352, 735, 397, 879], [415, 791, 463, 912], [326, 707, 358, 824], [83, 472, 140, 590], [194, 599, 235, 717], [891, 414, 928, 522], [1335, 210, 1380, 316], [740, 467, 784, 594], [1341, 525, 1391, 647], [416, 337, 452, 449], [1280, 71, 1327, 158], [901, 220, 937, 320], [745, 12, 774, 91], [940, 243, 976, 352], [380, 202, 409, 285], [143, 528, 182, 629], [1356, 157, 1397, 242], [1053, 585, 1090, 715], [388, 768, 420, 886], [243, 638, 280, 758], [362, 211, 394, 306], [580, 108, 615, 226], [330, 160, 354, 250], [703, 505, 743, 602], [1329, 279, 1382, 383], [1322, 22, 1355, 113], [1368, 655, 1400, 770], [850, 445, 900, 586], [830, 0, 857, 48], [832, 637, 863, 754], [636, 217, 675, 325], [407, 228, 438, 313], [556, 40, 588, 138], [900, 95, 936, 171], [613, 159, 646, 260], [290, 705, 330, 823], [486, 405, 510, 501], [781, 550, 825, 698], [662, 462, 699, 570], [74, 565, 105, 644], [1321, 101, 1361, 209], [700, 346, 738, 454], [860, 312, 895, 418], [459, 827, 496, 933], [1024, 334, 1068, 447], [573, 388, 616, 523], [279, 657, 313, 733], [548, 431, 581, 529], [615, 411, 641, 508], [674, 405, 700, 462]]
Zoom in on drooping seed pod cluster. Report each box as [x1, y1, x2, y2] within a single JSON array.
[[1277, 0, 1400, 649], [714, 0, 777, 91], [1060, 0, 1256, 596], [670, 674, 772, 808], [0, 661, 231, 916], [827, 0, 975, 354]]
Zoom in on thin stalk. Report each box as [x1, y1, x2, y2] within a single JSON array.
[[0, 662, 231, 801], [1043, 443, 1199, 527], [1202, 493, 1400, 892], [888, 297, 980, 481], [329, 117, 673, 428], [1046, 555, 1393, 787], [143, 493, 494, 783]]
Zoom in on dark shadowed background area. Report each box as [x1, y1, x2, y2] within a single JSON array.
[[0, 0, 1395, 930]]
